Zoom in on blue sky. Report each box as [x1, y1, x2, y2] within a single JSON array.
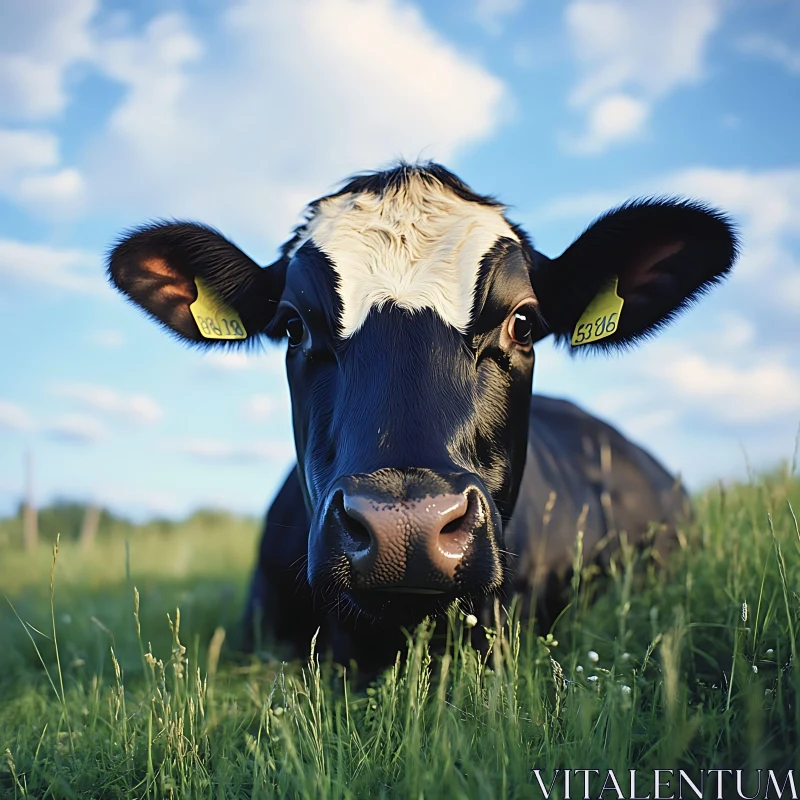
[[1, 0, 799, 519]]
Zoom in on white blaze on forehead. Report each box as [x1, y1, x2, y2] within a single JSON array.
[[302, 176, 519, 337]]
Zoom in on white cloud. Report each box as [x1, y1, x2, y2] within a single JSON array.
[[16, 167, 84, 208], [527, 165, 800, 313], [0, 400, 34, 432], [563, 0, 721, 154], [654, 167, 800, 312], [52, 383, 164, 425], [535, 330, 800, 488], [87, 329, 125, 348], [474, 0, 523, 35], [653, 352, 800, 424], [0, 128, 83, 210], [737, 34, 800, 76], [201, 348, 284, 373], [92, 485, 185, 518], [0, 0, 507, 231], [623, 408, 678, 440], [0, 0, 97, 120], [201, 351, 257, 372], [528, 190, 621, 228], [589, 386, 652, 419], [713, 312, 755, 349], [527, 162, 800, 486], [721, 113, 741, 130], [174, 437, 294, 463], [0, 237, 101, 293], [242, 391, 291, 422], [659, 167, 800, 241], [562, 93, 648, 154], [0, 129, 58, 179], [243, 395, 276, 422], [125, 396, 164, 425], [80, 0, 507, 242], [0, 2, 91, 211], [46, 413, 107, 444]]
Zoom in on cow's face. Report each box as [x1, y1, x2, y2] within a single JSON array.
[[108, 163, 737, 624], [273, 177, 539, 620]]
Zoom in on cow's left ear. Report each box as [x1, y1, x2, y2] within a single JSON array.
[[529, 199, 738, 350], [108, 221, 286, 345]]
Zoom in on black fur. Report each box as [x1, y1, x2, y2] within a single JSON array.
[[107, 221, 285, 344], [106, 162, 738, 666], [243, 396, 690, 659], [529, 198, 738, 352]]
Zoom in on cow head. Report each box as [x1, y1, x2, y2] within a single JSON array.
[[108, 163, 736, 624]]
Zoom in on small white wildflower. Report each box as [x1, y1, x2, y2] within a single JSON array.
[[587, 675, 599, 682], [576, 665, 584, 673], [741, 602, 748, 623], [752, 665, 758, 674], [620, 652, 630, 662], [465, 614, 478, 628], [621, 685, 632, 695], [588, 650, 599, 663], [766, 648, 774, 656]]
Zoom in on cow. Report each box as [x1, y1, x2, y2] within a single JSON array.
[[107, 162, 737, 667]]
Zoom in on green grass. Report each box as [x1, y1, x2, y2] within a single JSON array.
[[1, 469, 799, 798]]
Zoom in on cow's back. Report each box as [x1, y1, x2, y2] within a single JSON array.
[[507, 395, 690, 616]]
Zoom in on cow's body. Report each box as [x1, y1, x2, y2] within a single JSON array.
[[107, 162, 735, 667], [245, 394, 689, 662]]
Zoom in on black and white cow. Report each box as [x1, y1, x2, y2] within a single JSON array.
[[108, 163, 737, 665]]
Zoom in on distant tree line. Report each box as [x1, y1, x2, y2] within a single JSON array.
[[0, 500, 257, 550]]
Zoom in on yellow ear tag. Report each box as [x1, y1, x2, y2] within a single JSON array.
[[571, 276, 624, 346], [189, 278, 247, 340]]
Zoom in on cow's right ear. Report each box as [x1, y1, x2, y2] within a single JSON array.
[[528, 199, 737, 351], [107, 221, 286, 344]]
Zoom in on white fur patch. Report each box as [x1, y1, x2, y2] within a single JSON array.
[[300, 175, 518, 337]]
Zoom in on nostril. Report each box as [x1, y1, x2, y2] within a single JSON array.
[[440, 517, 464, 534], [437, 490, 478, 559], [344, 516, 371, 550], [336, 491, 374, 553]]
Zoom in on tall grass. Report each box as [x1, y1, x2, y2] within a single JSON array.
[[1, 468, 798, 798]]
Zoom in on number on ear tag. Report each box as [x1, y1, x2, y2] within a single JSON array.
[[571, 276, 624, 346], [189, 278, 248, 340]]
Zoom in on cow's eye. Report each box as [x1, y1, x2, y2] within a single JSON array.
[[286, 317, 305, 346], [510, 309, 534, 345]]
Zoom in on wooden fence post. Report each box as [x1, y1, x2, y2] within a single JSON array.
[[22, 449, 38, 552], [80, 504, 101, 550]]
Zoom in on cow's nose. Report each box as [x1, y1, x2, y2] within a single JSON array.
[[336, 489, 482, 591]]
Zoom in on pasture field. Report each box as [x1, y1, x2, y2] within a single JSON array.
[[0, 471, 799, 799]]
